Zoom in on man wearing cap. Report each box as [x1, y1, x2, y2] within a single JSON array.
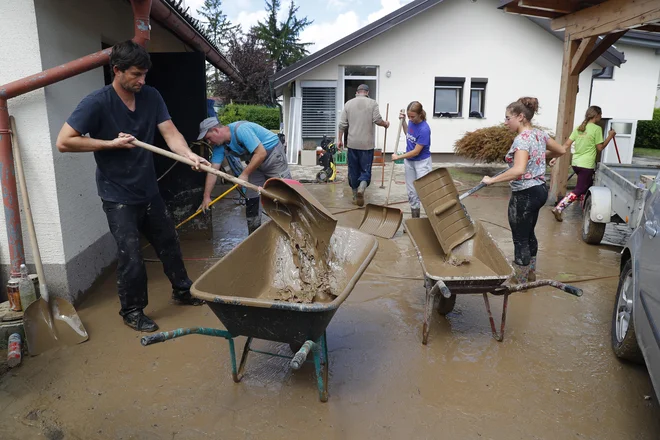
[[197, 118, 291, 234], [337, 84, 390, 206]]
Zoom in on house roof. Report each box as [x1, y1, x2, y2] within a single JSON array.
[[270, 0, 627, 91]]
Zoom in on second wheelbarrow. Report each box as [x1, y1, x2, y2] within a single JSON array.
[[141, 221, 378, 402], [404, 218, 582, 345]]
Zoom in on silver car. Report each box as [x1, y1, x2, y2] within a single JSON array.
[[613, 172, 660, 398]]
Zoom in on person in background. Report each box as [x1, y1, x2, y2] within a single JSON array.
[[197, 118, 291, 234], [480, 97, 567, 283], [550, 106, 616, 221], [392, 101, 432, 218], [337, 84, 390, 206], [57, 40, 208, 332]]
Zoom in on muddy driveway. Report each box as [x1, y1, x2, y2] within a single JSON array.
[[0, 166, 658, 439]]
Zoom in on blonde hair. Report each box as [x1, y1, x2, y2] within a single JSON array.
[[407, 101, 427, 121], [578, 106, 602, 132]]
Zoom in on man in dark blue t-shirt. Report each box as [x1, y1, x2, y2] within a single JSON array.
[[56, 40, 210, 332]]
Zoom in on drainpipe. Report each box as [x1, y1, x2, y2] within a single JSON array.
[[0, 0, 152, 279]]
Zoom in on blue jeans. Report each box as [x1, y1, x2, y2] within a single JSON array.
[[347, 148, 374, 189]]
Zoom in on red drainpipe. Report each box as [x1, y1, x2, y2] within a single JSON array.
[[0, 0, 152, 278]]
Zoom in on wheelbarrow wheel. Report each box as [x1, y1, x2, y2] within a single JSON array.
[[437, 294, 457, 315]]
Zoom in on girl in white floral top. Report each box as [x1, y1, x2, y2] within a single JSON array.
[[481, 98, 567, 283]]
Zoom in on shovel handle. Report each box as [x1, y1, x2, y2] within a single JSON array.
[[386, 114, 405, 206], [131, 139, 282, 202], [459, 169, 507, 201]]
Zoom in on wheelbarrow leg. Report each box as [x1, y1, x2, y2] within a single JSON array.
[[315, 333, 329, 402], [482, 293, 510, 342], [235, 337, 253, 382], [422, 280, 451, 345]]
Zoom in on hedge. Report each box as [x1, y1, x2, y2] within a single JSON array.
[[634, 108, 660, 150], [217, 103, 279, 130]]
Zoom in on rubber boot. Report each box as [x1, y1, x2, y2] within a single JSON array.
[[411, 208, 420, 218], [356, 181, 367, 207], [352, 188, 358, 205], [551, 193, 577, 222], [528, 256, 537, 282], [247, 216, 261, 235], [511, 263, 530, 285]]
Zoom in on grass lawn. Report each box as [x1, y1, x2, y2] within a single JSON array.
[[633, 148, 660, 158]]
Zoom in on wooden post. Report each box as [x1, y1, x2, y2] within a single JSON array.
[[548, 35, 579, 205]]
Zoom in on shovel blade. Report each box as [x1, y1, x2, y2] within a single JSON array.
[[358, 204, 403, 239], [23, 297, 89, 356]]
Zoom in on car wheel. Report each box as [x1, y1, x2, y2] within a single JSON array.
[[611, 259, 644, 364], [582, 196, 606, 244]]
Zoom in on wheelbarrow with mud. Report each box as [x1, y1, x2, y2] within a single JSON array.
[[405, 168, 583, 344], [141, 220, 378, 402]]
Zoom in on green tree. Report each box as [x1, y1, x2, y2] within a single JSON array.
[[252, 0, 313, 72], [196, 0, 240, 92]]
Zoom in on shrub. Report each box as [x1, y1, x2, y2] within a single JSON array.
[[217, 103, 279, 130], [634, 108, 660, 150], [454, 124, 554, 163]]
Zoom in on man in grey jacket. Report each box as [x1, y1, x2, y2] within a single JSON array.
[[337, 84, 389, 206]]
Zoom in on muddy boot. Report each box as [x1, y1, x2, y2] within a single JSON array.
[[352, 188, 358, 205], [528, 256, 537, 282], [551, 193, 577, 222], [122, 309, 159, 332], [411, 208, 420, 218], [247, 215, 261, 235], [510, 263, 530, 285], [172, 288, 204, 306], [356, 181, 367, 207]]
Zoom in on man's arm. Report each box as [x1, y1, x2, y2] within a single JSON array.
[[200, 163, 221, 212], [158, 120, 210, 169], [238, 144, 268, 182], [337, 108, 348, 148], [56, 123, 134, 152], [372, 103, 390, 129]]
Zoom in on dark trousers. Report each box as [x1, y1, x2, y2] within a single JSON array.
[[103, 195, 192, 315], [508, 184, 548, 266], [347, 148, 374, 189], [571, 166, 595, 198]]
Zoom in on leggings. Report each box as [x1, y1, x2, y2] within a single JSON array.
[[571, 166, 595, 198], [508, 184, 548, 266]]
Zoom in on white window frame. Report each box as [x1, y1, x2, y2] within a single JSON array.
[[433, 77, 465, 117]]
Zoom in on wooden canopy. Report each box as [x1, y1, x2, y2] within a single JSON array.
[[500, 0, 660, 202]]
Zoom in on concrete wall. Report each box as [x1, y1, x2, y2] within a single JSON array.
[[284, 0, 660, 155], [0, 0, 195, 302]]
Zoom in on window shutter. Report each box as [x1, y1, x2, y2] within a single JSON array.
[[302, 87, 336, 138]]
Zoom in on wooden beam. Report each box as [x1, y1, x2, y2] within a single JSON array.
[[570, 36, 599, 75], [549, 36, 580, 204], [579, 31, 627, 69], [552, 0, 660, 40], [504, 4, 562, 19], [518, 0, 576, 14]]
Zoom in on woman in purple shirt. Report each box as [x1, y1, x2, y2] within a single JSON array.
[[481, 97, 567, 283], [393, 101, 432, 218]]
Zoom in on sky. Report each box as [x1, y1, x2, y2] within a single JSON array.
[[182, 0, 413, 54]]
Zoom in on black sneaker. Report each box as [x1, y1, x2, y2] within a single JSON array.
[[171, 290, 205, 306], [123, 310, 159, 332]]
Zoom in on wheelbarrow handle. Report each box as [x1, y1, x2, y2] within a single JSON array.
[[459, 169, 507, 201], [291, 340, 316, 370], [141, 327, 232, 346], [493, 280, 583, 297]]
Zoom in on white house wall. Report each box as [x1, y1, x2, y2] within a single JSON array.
[[289, 0, 659, 155], [0, 0, 197, 301]]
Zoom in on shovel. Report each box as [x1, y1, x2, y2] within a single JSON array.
[[358, 114, 404, 239], [10, 116, 89, 355], [131, 140, 337, 244], [458, 169, 507, 201]]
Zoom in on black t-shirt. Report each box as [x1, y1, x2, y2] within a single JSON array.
[[66, 85, 171, 204]]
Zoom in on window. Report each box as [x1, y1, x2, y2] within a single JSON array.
[[469, 78, 487, 118], [301, 85, 336, 138], [343, 66, 378, 102], [434, 77, 464, 117]]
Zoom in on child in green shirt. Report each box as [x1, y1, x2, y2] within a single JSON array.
[[551, 106, 616, 221]]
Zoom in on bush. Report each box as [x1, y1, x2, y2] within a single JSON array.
[[634, 108, 660, 150], [454, 124, 553, 163], [217, 103, 280, 130]]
